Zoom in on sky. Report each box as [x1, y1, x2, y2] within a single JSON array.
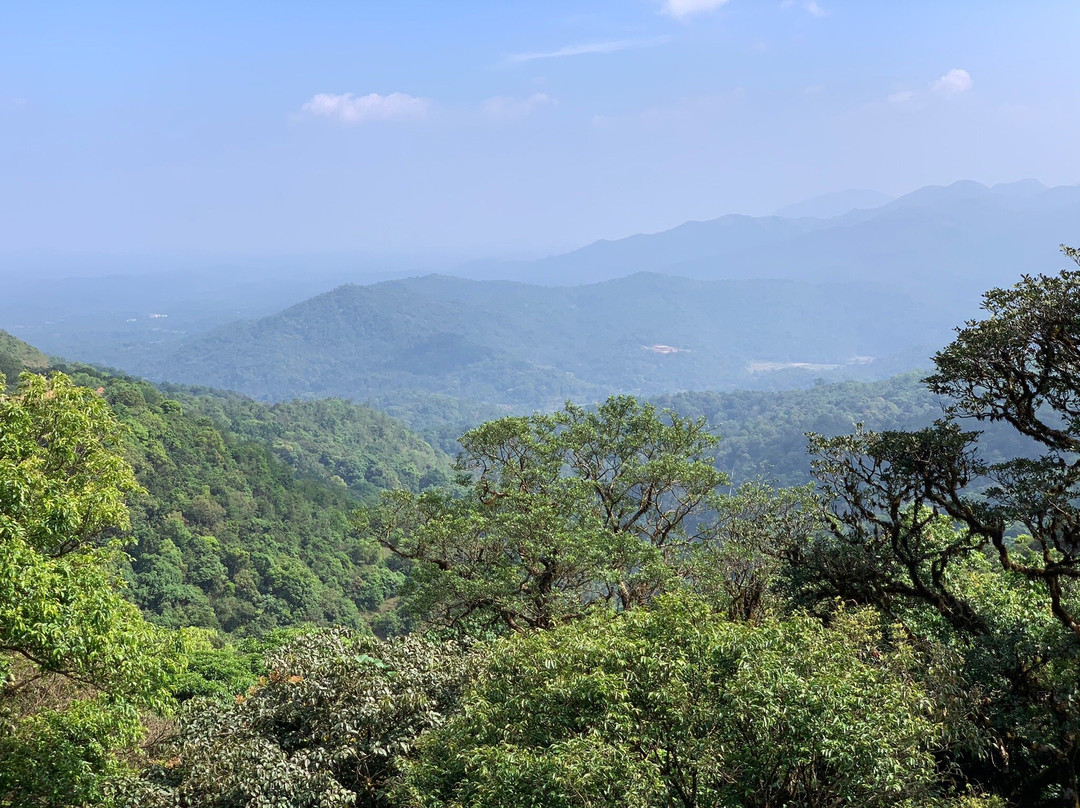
[[2, 0, 1079, 266]]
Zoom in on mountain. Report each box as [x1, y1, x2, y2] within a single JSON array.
[[138, 272, 943, 410], [0, 260, 427, 373], [462, 180, 1080, 302], [774, 189, 893, 219], [460, 216, 827, 284], [6, 179, 1075, 411]]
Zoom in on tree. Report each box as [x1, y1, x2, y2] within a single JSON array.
[[0, 372, 180, 807], [119, 628, 477, 808], [796, 249, 1080, 805], [0, 371, 138, 558], [683, 481, 819, 622], [359, 396, 728, 633], [396, 595, 944, 808]]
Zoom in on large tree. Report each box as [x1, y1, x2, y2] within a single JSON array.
[[796, 249, 1080, 805], [359, 396, 728, 633], [0, 372, 180, 807], [117, 628, 477, 808]]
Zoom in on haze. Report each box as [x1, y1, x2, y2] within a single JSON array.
[[3, 0, 1079, 269]]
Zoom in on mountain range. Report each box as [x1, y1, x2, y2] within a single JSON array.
[[461, 179, 1078, 298], [133, 272, 938, 410], [5, 179, 1077, 412]]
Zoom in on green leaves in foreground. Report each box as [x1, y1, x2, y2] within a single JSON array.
[[398, 596, 943, 808], [0, 372, 180, 808], [119, 627, 476, 808], [0, 372, 140, 558]]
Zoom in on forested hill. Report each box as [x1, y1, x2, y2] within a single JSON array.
[[658, 371, 1041, 487], [140, 272, 940, 410], [0, 334, 450, 636], [0, 328, 48, 382], [656, 373, 943, 486], [160, 385, 454, 497]]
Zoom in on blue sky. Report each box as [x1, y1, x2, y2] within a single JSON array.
[[2, 1, 1078, 263]]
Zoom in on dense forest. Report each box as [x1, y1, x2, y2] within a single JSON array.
[[657, 372, 1041, 487], [0, 341, 452, 639], [134, 273, 939, 410], [3, 250, 1080, 807]]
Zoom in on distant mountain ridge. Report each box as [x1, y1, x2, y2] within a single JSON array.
[[4, 179, 1076, 414], [774, 188, 893, 219], [135, 271, 942, 410], [459, 179, 1080, 297]]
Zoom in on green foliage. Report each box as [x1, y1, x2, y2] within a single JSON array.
[[166, 629, 271, 703], [683, 481, 819, 622], [655, 371, 1034, 487], [163, 386, 454, 498], [799, 250, 1080, 804], [363, 396, 728, 632], [118, 628, 477, 808], [2, 696, 142, 808], [48, 362, 434, 635], [0, 372, 181, 808], [398, 596, 942, 808], [365, 391, 512, 456], [790, 508, 1080, 806], [0, 372, 140, 556], [0, 330, 49, 388]]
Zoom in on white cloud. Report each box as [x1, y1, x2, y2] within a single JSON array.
[[931, 68, 972, 97], [781, 0, 828, 15], [482, 93, 555, 121], [508, 37, 668, 63], [662, 0, 731, 20], [888, 90, 914, 104], [299, 92, 430, 124]]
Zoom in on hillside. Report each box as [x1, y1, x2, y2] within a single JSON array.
[[140, 273, 941, 409], [658, 371, 1040, 487], [52, 360, 449, 636], [0, 332, 450, 636], [656, 373, 942, 486], [0, 328, 49, 385], [162, 385, 455, 496]]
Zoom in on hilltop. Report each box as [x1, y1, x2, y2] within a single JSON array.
[[139, 272, 939, 410]]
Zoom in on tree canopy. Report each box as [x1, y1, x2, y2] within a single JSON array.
[[398, 596, 944, 808], [0, 372, 181, 808], [797, 248, 1080, 804], [361, 396, 729, 632]]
